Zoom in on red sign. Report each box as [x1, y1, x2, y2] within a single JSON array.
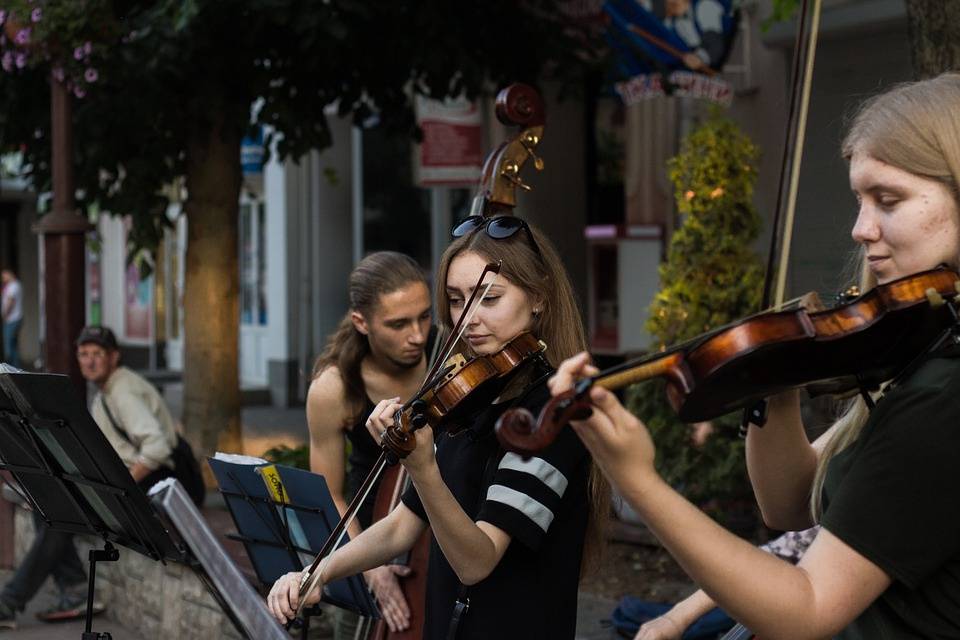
[[414, 95, 483, 187]]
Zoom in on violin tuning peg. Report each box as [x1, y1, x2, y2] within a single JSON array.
[[925, 287, 946, 308]]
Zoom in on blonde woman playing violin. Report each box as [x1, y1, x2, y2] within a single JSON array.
[[550, 73, 960, 640]]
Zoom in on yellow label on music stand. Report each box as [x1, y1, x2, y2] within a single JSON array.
[[257, 464, 288, 505]]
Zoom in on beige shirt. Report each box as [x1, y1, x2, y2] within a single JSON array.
[[90, 366, 178, 470]]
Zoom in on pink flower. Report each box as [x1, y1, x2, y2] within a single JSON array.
[[74, 46, 84, 60], [14, 52, 26, 69], [1, 52, 13, 73], [30, 8, 41, 22], [83, 41, 92, 56], [14, 28, 30, 45], [73, 85, 86, 99], [84, 67, 98, 83], [0, 10, 6, 24]]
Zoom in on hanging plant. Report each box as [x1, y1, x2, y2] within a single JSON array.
[[0, 1, 117, 98]]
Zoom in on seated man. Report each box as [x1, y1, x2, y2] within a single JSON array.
[[0, 325, 178, 630]]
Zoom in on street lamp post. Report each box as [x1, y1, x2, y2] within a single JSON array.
[[32, 76, 91, 396]]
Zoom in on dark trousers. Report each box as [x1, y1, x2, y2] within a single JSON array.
[[0, 467, 175, 612], [0, 511, 86, 612]]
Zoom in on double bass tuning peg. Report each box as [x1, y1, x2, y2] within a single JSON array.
[[501, 161, 532, 191], [521, 131, 545, 171]]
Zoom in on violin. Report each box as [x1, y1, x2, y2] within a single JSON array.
[[496, 267, 960, 455], [381, 330, 547, 458]]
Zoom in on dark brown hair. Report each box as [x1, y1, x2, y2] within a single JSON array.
[[435, 222, 587, 365], [312, 251, 428, 419]]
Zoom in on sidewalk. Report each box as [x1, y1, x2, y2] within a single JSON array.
[[0, 568, 136, 639], [162, 383, 310, 458]]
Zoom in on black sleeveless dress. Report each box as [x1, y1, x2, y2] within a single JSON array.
[[343, 326, 439, 528], [344, 397, 381, 528]]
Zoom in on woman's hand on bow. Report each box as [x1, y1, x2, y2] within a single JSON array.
[[267, 570, 321, 624]]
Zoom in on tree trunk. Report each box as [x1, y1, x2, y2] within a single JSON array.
[[905, 0, 960, 78], [182, 112, 243, 461]]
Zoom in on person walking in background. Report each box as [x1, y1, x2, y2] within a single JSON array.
[[1, 267, 22, 368]]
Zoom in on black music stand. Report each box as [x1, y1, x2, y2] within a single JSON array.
[[0, 368, 181, 640], [208, 456, 380, 636]]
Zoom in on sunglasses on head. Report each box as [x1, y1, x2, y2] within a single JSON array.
[[451, 215, 544, 263]]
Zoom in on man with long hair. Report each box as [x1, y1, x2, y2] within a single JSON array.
[[308, 251, 433, 636]]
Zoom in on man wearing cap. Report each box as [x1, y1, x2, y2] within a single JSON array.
[[75, 325, 178, 485], [0, 325, 178, 629]]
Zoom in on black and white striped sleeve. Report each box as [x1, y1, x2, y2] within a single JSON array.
[[477, 427, 588, 550]]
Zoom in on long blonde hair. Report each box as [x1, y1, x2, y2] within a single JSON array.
[[810, 73, 960, 520], [435, 219, 608, 573]]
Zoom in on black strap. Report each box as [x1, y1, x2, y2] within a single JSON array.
[[100, 394, 134, 444], [445, 448, 501, 640]]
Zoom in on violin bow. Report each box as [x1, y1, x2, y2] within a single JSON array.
[[764, 0, 823, 312], [742, 0, 822, 433]]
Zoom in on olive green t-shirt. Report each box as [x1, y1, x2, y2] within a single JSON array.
[[821, 345, 960, 639]]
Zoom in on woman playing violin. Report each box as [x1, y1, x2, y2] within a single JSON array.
[[268, 216, 607, 639], [551, 73, 960, 639]]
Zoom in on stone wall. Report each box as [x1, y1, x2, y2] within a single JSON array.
[[14, 506, 244, 640]]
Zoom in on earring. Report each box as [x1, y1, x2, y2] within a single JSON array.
[[532, 307, 542, 316]]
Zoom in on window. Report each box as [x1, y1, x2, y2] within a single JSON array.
[[240, 200, 267, 326]]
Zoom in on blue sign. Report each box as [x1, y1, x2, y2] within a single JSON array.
[[241, 127, 265, 175]]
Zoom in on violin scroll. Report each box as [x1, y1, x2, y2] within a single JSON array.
[[380, 402, 428, 465], [496, 383, 594, 456]]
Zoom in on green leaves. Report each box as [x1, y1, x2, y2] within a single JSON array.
[[1, 0, 591, 260], [627, 111, 765, 524]]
